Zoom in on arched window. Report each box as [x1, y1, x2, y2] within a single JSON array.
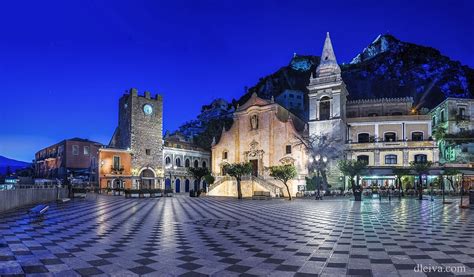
[[414, 154, 428, 163], [202, 161, 207, 168], [384, 132, 396, 142], [357, 155, 369, 164], [385, 154, 397, 165], [165, 156, 171, 165], [358, 133, 370, 143], [222, 151, 228, 159], [175, 158, 181, 167], [411, 132, 423, 141], [194, 160, 199, 168], [185, 159, 190, 168], [319, 96, 330, 120]]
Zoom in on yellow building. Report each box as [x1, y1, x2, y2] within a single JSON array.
[[209, 92, 308, 198], [346, 98, 438, 186]]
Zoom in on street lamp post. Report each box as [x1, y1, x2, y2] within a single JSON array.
[[165, 164, 177, 192], [310, 154, 327, 200]]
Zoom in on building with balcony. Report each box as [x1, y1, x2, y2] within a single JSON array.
[[34, 138, 102, 184], [307, 33, 442, 189], [163, 132, 210, 193], [430, 98, 474, 165]]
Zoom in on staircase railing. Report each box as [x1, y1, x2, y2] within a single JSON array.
[[208, 176, 232, 193], [208, 175, 283, 197], [249, 176, 283, 196]]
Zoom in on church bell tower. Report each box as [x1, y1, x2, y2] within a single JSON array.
[[307, 32, 348, 142]]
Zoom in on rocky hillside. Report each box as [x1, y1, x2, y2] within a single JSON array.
[[242, 34, 473, 108], [178, 34, 474, 148]]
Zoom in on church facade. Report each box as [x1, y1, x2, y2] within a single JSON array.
[[210, 93, 309, 197]]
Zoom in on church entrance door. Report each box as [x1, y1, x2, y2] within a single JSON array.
[[250, 159, 258, 176]]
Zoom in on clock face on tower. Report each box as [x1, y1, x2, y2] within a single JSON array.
[[143, 104, 153, 115]]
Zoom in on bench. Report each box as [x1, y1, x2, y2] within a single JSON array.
[[73, 192, 86, 198], [29, 204, 49, 215], [252, 191, 271, 200], [58, 198, 71, 203]]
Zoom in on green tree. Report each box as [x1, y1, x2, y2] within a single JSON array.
[[337, 160, 367, 200], [223, 162, 252, 199], [269, 164, 298, 200], [296, 134, 344, 189], [187, 167, 211, 193], [204, 174, 215, 186], [409, 161, 433, 200], [392, 167, 411, 197]]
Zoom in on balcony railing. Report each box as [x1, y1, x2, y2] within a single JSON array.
[[347, 139, 436, 150]]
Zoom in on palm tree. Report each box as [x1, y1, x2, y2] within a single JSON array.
[[223, 163, 252, 199], [392, 167, 411, 198], [269, 164, 297, 200], [409, 161, 433, 200]]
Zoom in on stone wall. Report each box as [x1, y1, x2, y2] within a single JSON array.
[[0, 188, 68, 213]]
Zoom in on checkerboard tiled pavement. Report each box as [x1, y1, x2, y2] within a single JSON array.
[[0, 196, 473, 276]]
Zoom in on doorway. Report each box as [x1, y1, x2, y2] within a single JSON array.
[[250, 159, 258, 176]]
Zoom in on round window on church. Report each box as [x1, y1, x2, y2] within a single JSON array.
[[143, 104, 153, 115]]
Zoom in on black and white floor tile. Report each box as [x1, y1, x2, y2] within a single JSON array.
[[0, 195, 473, 276]]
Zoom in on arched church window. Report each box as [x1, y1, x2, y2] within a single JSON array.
[[202, 161, 207, 168], [319, 96, 330, 120], [165, 156, 171, 165], [185, 159, 190, 168], [194, 160, 199, 168], [175, 158, 181, 167]]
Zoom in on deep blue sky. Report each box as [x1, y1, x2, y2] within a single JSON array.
[[1, 0, 473, 162]]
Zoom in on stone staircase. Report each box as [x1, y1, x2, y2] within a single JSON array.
[[208, 175, 283, 197]]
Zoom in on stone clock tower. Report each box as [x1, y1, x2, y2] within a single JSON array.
[[109, 88, 164, 187]]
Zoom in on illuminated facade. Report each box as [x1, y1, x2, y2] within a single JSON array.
[[99, 88, 164, 190], [163, 132, 210, 193], [34, 138, 102, 184], [210, 92, 308, 198]]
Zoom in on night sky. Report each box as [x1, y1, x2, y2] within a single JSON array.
[[1, 0, 473, 162]]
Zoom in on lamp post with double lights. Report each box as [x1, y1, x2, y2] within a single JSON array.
[[309, 154, 327, 200], [165, 163, 177, 192]]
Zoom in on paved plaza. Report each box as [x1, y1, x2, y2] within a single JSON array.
[[0, 196, 473, 276]]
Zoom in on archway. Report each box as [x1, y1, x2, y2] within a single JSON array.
[[185, 179, 190, 192], [175, 179, 181, 193], [165, 178, 172, 191], [194, 179, 199, 191], [140, 169, 155, 189]]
